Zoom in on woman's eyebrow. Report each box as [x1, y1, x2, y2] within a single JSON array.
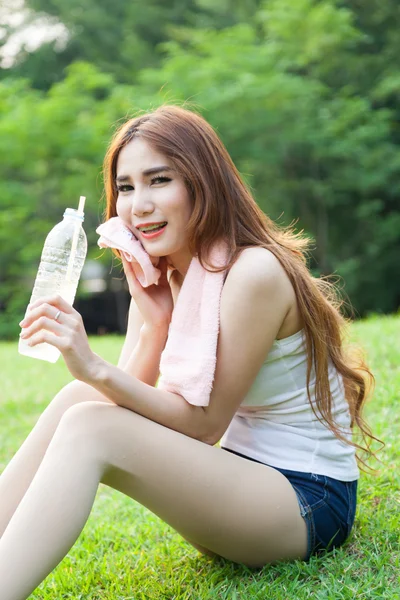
[[143, 166, 172, 176], [116, 166, 172, 182]]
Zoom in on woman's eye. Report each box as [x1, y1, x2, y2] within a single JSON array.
[[116, 184, 133, 192], [151, 176, 171, 185], [116, 177, 170, 192]]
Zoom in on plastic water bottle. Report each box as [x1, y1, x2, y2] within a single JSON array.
[[18, 198, 88, 363]]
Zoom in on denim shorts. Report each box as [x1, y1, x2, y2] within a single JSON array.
[[221, 447, 358, 561]]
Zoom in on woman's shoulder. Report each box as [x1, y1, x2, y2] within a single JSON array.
[[224, 246, 289, 296], [229, 247, 303, 340], [231, 246, 287, 279]]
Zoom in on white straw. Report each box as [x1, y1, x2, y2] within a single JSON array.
[[78, 195, 85, 215], [66, 196, 86, 284]]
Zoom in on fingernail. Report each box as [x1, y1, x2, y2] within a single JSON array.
[[19, 319, 26, 327]]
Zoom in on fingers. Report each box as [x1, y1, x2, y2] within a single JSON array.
[[120, 255, 131, 270], [23, 330, 64, 350], [27, 294, 74, 315], [19, 295, 79, 334], [121, 255, 142, 294], [18, 296, 84, 351], [20, 298, 65, 327], [19, 315, 63, 345]]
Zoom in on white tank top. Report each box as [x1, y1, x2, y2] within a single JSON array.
[[220, 329, 360, 481]]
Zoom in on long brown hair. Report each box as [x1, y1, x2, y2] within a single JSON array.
[[102, 104, 383, 473]]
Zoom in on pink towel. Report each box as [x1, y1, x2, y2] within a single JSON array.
[[96, 217, 161, 287], [96, 216, 229, 406]]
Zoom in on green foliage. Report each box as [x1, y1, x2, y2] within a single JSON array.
[[1, 0, 261, 89], [0, 0, 399, 338], [136, 0, 400, 313], [0, 64, 128, 337]]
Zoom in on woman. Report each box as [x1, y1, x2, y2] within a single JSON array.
[[0, 105, 381, 598]]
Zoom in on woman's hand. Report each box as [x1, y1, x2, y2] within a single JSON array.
[[121, 254, 174, 328], [19, 295, 104, 383]]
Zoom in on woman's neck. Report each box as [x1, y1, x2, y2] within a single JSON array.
[[165, 250, 194, 279]]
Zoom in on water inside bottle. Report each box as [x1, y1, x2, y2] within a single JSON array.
[[18, 210, 87, 363], [18, 280, 82, 362]]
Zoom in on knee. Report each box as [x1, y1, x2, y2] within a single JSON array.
[[41, 380, 114, 425], [55, 400, 116, 450]]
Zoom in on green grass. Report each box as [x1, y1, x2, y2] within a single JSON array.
[[0, 316, 399, 599]]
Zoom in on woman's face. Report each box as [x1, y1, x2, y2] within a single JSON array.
[[115, 138, 194, 276]]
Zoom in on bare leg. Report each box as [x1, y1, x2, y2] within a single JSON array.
[[0, 401, 307, 599], [0, 380, 115, 539]]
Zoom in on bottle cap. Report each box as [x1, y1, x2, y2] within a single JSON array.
[[63, 208, 84, 222]]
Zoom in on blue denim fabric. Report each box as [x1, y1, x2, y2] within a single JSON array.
[[221, 447, 358, 561]]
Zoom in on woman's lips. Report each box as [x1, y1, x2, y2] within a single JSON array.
[[140, 224, 168, 239]]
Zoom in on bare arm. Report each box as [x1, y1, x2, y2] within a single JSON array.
[[117, 298, 145, 369], [91, 325, 211, 442], [117, 298, 167, 387]]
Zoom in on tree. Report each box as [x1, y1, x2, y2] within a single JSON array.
[[135, 0, 400, 313], [1, 0, 399, 339], [1, 0, 262, 89], [0, 63, 131, 337]]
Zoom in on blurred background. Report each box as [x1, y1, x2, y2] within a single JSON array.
[[0, 0, 399, 339]]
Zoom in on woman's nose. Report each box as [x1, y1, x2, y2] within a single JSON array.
[[130, 188, 153, 217]]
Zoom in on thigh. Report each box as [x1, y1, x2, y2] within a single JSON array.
[[221, 448, 358, 560], [60, 401, 308, 568]]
